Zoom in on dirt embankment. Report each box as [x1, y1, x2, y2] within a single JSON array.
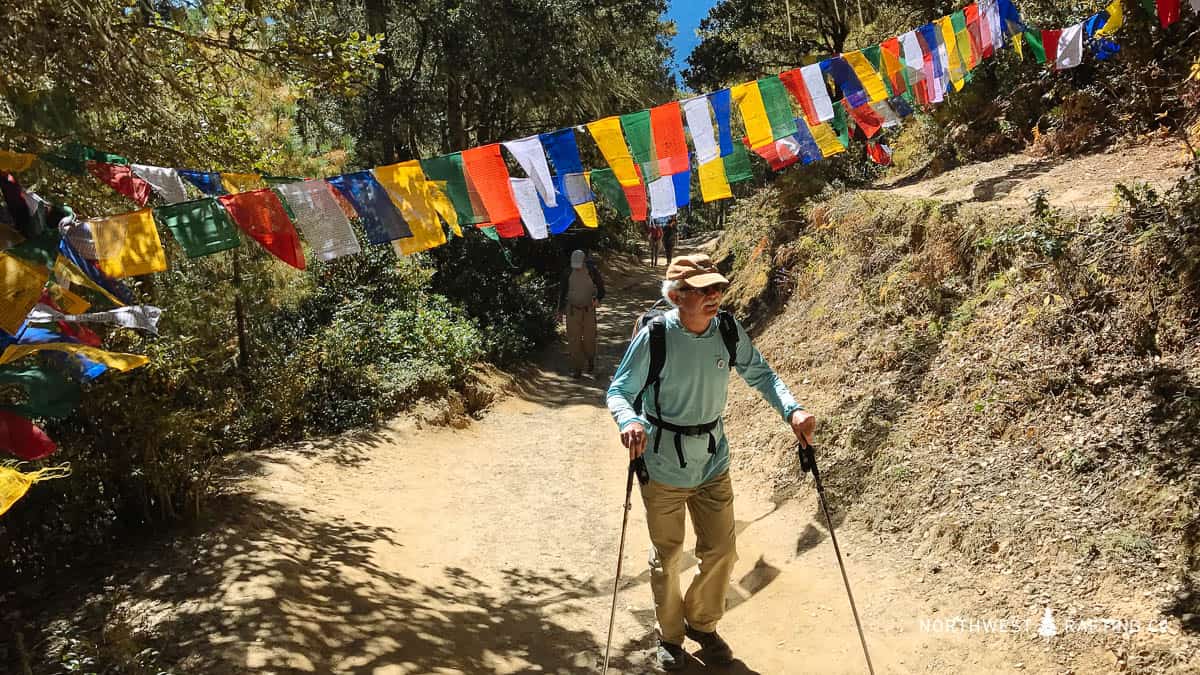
[[715, 140, 1200, 674]]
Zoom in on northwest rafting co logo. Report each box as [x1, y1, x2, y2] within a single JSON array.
[[1037, 607, 1058, 638]]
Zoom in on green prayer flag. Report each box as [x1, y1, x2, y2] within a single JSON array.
[[154, 197, 241, 258], [420, 153, 484, 225], [589, 169, 631, 217], [0, 365, 81, 419], [619, 110, 658, 181], [757, 75, 799, 140], [1022, 30, 1047, 64], [831, 104, 850, 148], [862, 46, 894, 98], [723, 144, 754, 183]]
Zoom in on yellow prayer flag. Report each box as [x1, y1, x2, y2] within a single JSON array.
[[374, 161, 446, 256], [0, 150, 36, 173], [730, 81, 774, 150], [0, 343, 149, 371], [45, 283, 91, 315], [587, 117, 641, 187], [219, 173, 266, 195], [807, 121, 846, 158], [939, 17, 966, 92], [844, 51, 890, 104], [0, 253, 49, 335], [697, 158, 732, 202], [425, 181, 463, 237], [574, 201, 598, 228], [1096, 0, 1123, 37], [90, 209, 168, 279], [1, 465, 71, 517], [1012, 34, 1025, 59], [53, 255, 125, 308]]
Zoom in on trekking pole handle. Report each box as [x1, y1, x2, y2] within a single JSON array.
[[630, 455, 650, 486], [796, 440, 820, 482]]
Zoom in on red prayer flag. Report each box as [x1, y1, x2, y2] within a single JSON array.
[[622, 164, 648, 222], [1156, 0, 1181, 28], [461, 144, 522, 233], [747, 136, 801, 171], [0, 410, 56, 461], [1042, 29, 1062, 66], [845, 100, 884, 139], [218, 189, 306, 269], [86, 161, 152, 206], [866, 141, 894, 166], [650, 102, 690, 175], [779, 68, 820, 126], [880, 38, 907, 97], [965, 4, 984, 68]]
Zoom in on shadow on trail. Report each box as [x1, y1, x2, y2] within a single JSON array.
[[29, 491, 606, 674]]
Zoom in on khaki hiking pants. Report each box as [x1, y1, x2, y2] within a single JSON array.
[[565, 303, 596, 372], [640, 471, 738, 645]]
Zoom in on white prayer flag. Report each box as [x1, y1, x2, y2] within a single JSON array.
[[502, 136, 557, 207], [275, 180, 362, 261], [648, 175, 677, 219], [130, 164, 190, 204], [800, 64, 836, 122], [509, 178, 549, 239], [682, 96, 721, 164], [1056, 22, 1085, 70]]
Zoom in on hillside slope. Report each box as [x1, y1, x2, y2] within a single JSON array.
[[717, 140, 1200, 674]]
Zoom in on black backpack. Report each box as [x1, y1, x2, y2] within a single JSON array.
[[627, 299, 739, 468]]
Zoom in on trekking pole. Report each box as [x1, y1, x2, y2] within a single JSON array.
[[797, 440, 875, 675], [602, 456, 648, 674]]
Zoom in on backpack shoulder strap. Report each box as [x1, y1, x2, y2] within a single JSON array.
[[633, 317, 667, 414], [717, 310, 739, 368]]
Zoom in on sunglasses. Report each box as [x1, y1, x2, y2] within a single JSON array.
[[680, 284, 728, 296]]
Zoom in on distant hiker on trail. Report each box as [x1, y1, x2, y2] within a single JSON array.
[[557, 249, 605, 378], [606, 254, 816, 671], [662, 215, 678, 267], [646, 218, 664, 267]]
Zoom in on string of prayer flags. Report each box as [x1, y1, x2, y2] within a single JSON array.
[[178, 170, 226, 196], [420, 153, 484, 225], [374, 161, 448, 255], [217, 189, 306, 269], [0, 365, 81, 420], [843, 52, 891, 104], [589, 168, 632, 218], [328, 171, 413, 244], [86, 162, 152, 206], [461, 144, 524, 237], [821, 57, 870, 109], [154, 198, 241, 258], [130, 165, 190, 204], [584, 118, 640, 188], [0, 464, 70, 516], [220, 173, 266, 195], [88, 209, 168, 279], [730, 81, 774, 150], [650, 102, 690, 176], [1055, 22, 1085, 69], [1, 253, 49, 335], [757, 75, 799, 141], [508, 178, 550, 239], [26, 304, 162, 335], [0, 150, 35, 173], [274, 180, 360, 261]]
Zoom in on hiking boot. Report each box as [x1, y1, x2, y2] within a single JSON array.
[[685, 625, 733, 665], [653, 640, 687, 671]]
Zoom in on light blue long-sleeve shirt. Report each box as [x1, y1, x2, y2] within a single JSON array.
[[606, 309, 802, 488]]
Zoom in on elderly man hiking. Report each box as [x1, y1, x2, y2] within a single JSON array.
[[606, 253, 816, 671]]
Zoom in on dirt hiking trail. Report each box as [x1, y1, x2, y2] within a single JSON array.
[[82, 241, 1082, 675]]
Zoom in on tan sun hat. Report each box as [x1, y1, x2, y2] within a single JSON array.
[[666, 253, 729, 288]]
